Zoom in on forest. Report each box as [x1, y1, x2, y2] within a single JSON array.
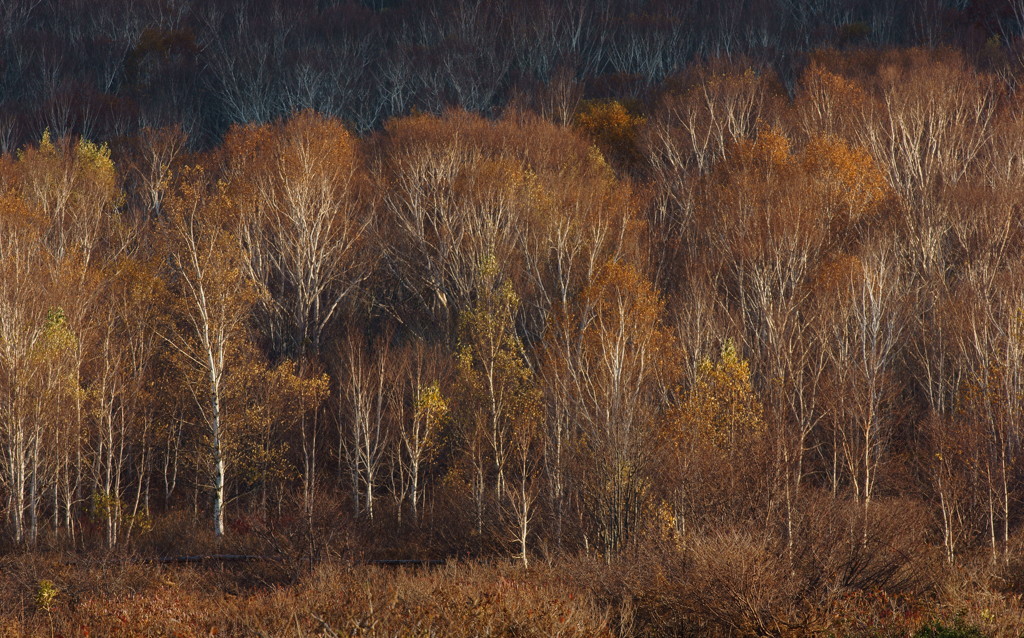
[[4, 0, 1024, 635]]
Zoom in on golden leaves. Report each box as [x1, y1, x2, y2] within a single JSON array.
[[413, 381, 449, 467], [678, 339, 764, 452], [727, 125, 793, 176], [415, 381, 449, 425], [16, 132, 122, 225], [579, 261, 674, 369], [802, 134, 889, 225], [795, 63, 869, 138], [700, 126, 889, 265], [573, 100, 646, 171], [455, 260, 543, 453]]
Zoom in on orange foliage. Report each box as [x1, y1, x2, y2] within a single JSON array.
[[573, 100, 646, 172]]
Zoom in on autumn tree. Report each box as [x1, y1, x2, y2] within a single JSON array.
[[395, 342, 449, 522], [699, 127, 887, 551], [672, 338, 768, 534], [682, 339, 764, 453], [818, 245, 905, 533], [955, 273, 1024, 565], [160, 166, 258, 537], [15, 131, 122, 269], [922, 411, 986, 564], [454, 257, 542, 544], [227, 111, 371, 360], [505, 393, 542, 567], [543, 261, 676, 557], [0, 131, 126, 546], [86, 260, 165, 548], [0, 194, 50, 544], [374, 112, 542, 334], [374, 110, 639, 339], [854, 51, 998, 213], [573, 99, 646, 173]]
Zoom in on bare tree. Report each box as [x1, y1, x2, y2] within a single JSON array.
[[823, 243, 904, 521], [339, 335, 392, 520]]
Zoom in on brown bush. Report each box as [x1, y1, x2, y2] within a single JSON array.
[[0, 559, 614, 638]]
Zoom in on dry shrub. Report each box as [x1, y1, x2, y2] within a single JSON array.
[[565, 496, 943, 637], [139, 508, 214, 556], [935, 559, 1024, 637], [294, 561, 614, 638], [682, 532, 797, 635], [0, 560, 614, 638], [823, 589, 932, 638], [0, 546, 1018, 637], [607, 533, 801, 636], [794, 495, 939, 595]]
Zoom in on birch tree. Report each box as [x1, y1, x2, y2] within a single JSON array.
[[161, 167, 257, 537]]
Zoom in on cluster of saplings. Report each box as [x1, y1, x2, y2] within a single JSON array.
[[4, 45, 1024, 634]]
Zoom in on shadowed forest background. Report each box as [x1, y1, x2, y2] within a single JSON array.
[[4, 0, 1024, 635]]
